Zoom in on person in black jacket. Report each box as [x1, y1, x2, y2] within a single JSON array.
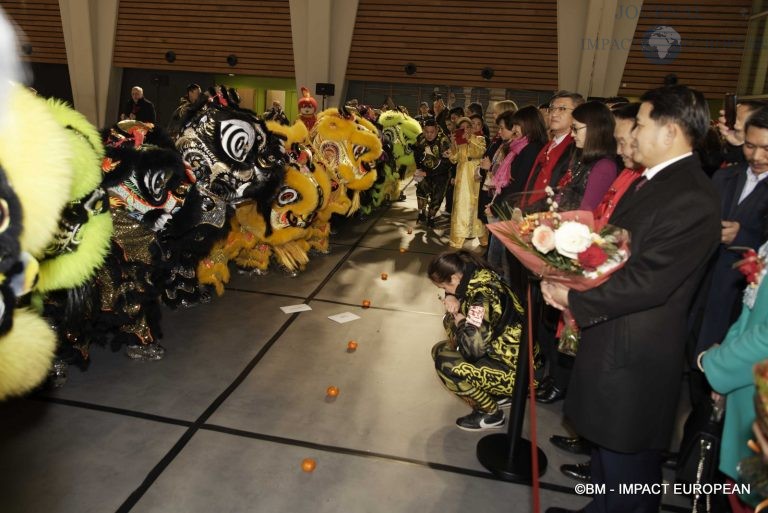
[[168, 83, 207, 138], [429, 250, 525, 431], [120, 86, 156, 123], [413, 118, 452, 227], [688, 106, 768, 406]]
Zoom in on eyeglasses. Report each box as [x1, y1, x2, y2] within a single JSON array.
[[549, 106, 574, 113], [571, 125, 587, 132]]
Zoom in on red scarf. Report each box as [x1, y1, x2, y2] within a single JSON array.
[[592, 167, 644, 229], [522, 134, 574, 207]]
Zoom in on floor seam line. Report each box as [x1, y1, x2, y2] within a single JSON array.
[[30, 396, 193, 427], [197, 423, 687, 511]]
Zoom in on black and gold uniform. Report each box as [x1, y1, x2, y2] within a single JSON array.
[[413, 125, 451, 225], [432, 265, 526, 416]]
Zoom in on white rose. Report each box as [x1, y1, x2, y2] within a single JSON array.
[[554, 221, 593, 259]]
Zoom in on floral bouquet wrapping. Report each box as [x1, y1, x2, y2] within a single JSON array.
[[736, 360, 768, 509], [755, 360, 768, 451], [487, 203, 630, 356], [732, 245, 767, 310]]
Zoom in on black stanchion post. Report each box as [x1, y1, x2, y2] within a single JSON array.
[[476, 279, 547, 481]]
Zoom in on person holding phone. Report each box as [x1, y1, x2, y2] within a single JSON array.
[[717, 96, 768, 165]]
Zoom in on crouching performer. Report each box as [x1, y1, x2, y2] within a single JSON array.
[[429, 250, 528, 430]]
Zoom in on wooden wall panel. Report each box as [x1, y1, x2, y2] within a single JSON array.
[[619, 0, 752, 98], [114, 0, 294, 77], [0, 0, 66, 64], [346, 0, 558, 90]]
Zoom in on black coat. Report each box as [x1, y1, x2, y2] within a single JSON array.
[[496, 141, 547, 203], [566, 154, 721, 453], [689, 163, 768, 358], [122, 97, 156, 123]]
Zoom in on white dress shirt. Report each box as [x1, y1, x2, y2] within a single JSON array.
[[738, 167, 768, 204]]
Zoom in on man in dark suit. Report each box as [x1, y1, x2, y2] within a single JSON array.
[[688, 107, 768, 405], [541, 85, 721, 513]]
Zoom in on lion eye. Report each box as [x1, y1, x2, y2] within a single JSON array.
[[144, 169, 169, 202], [0, 199, 9, 233], [277, 188, 298, 205], [219, 119, 255, 162]]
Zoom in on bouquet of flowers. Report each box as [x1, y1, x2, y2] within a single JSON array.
[[732, 244, 768, 309], [488, 193, 631, 355], [736, 360, 768, 510]]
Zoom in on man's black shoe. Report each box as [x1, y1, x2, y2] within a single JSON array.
[[536, 379, 566, 403], [396, 192, 407, 202], [550, 435, 591, 455], [560, 461, 591, 482], [417, 213, 426, 224]]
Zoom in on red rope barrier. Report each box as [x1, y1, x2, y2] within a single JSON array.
[[527, 283, 541, 513]]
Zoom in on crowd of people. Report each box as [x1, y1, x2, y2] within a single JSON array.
[[424, 86, 768, 513], [57, 72, 768, 513]]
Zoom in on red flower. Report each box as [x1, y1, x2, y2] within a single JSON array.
[[736, 249, 764, 284], [578, 243, 608, 270]]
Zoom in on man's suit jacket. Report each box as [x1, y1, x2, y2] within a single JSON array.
[[690, 163, 768, 358], [566, 154, 721, 453]]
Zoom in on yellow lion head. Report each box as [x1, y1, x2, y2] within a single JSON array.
[[310, 107, 382, 193]]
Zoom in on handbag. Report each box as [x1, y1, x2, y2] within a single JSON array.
[[676, 395, 725, 512]]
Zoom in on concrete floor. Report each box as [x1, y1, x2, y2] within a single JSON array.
[[0, 184, 690, 513]]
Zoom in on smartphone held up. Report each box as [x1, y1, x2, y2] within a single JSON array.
[[724, 93, 737, 130]]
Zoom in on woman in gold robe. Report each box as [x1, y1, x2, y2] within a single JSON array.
[[448, 117, 487, 248]]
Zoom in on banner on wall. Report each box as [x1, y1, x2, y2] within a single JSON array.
[[235, 88, 255, 110], [266, 90, 286, 110]]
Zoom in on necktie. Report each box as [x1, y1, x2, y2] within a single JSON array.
[[634, 176, 648, 191]]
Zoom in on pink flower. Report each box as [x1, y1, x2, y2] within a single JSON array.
[[531, 225, 556, 254]]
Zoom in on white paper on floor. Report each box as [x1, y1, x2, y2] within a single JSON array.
[[280, 304, 313, 314], [327, 312, 361, 323]]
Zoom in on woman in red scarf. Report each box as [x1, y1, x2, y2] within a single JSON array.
[[593, 103, 644, 229]]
